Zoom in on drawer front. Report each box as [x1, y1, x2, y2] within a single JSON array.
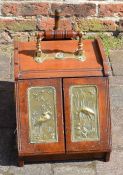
[[63, 77, 111, 153], [16, 78, 65, 156]]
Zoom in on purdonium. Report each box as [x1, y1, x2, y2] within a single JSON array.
[[14, 10, 111, 166]]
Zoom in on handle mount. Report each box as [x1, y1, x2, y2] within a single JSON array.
[[33, 9, 86, 63]]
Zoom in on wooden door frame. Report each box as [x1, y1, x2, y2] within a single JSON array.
[[15, 78, 65, 157], [63, 77, 111, 154]]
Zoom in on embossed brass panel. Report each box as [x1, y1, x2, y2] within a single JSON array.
[[28, 86, 58, 143], [70, 85, 100, 142]]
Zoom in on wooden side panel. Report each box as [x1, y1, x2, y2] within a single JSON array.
[[16, 78, 65, 157], [96, 38, 111, 76], [63, 77, 111, 153]]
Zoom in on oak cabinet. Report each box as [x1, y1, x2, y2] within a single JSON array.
[[14, 39, 111, 166]]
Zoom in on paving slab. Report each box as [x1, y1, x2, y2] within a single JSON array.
[[110, 107, 123, 150], [109, 77, 123, 149], [52, 161, 96, 175], [8, 164, 52, 175], [96, 150, 123, 175], [109, 76, 123, 85], [110, 50, 123, 76], [0, 166, 12, 175], [0, 44, 13, 81], [109, 77, 123, 108]]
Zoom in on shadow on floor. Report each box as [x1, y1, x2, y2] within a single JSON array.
[[0, 81, 18, 166]]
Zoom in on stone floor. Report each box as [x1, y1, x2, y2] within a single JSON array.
[[0, 47, 123, 175]]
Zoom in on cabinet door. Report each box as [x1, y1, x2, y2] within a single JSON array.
[[63, 77, 111, 153], [16, 78, 65, 156]]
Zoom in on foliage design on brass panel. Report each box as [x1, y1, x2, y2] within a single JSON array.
[[70, 85, 100, 142], [28, 86, 58, 143]]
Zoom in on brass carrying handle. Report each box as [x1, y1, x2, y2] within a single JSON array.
[[33, 9, 86, 63], [34, 8, 85, 40], [34, 31, 85, 63]]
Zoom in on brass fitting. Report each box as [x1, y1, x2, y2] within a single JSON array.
[[33, 32, 45, 63], [75, 32, 86, 61]]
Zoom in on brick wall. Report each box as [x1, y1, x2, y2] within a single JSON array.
[[0, 0, 123, 43]]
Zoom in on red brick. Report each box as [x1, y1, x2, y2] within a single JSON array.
[[51, 3, 96, 17], [38, 17, 55, 30], [1, 2, 96, 17], [21, 3, 50, 16], [1, 3, 50, 16], [99, 4, 123, 17], [0, 32, 12, 44], [1, 3, 20, 16], [59, 18, 72, 30], [38, 16, 72, 30]]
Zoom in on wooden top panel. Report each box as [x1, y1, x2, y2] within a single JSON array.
[[14, 39, 105, 80]]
